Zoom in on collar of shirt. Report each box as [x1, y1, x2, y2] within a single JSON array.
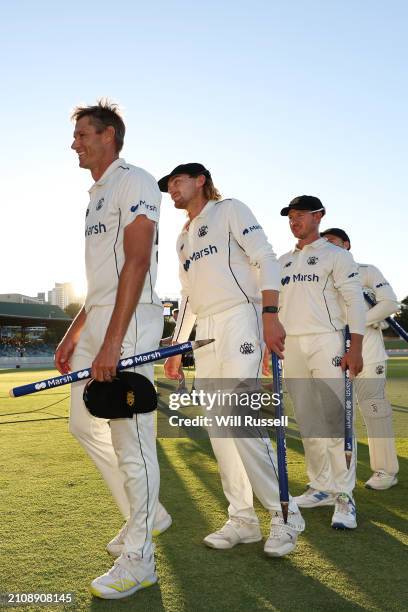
[[88, 158, 127, 193], [180, 199, 217, 234], [292, 237, 326, 253]]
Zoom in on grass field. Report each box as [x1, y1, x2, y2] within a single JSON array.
[[0, 361, 407, 611]]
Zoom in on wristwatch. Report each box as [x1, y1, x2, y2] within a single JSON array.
[[262, 306, 279, 314]]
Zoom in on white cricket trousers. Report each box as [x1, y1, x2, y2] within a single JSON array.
[[283, 332, 356, 496], [355, 361, 399, 475], [69, 303, 164, 560], [195, 302, 298, 523]]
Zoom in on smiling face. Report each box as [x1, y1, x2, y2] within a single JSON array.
[[167, 174, 206, 209], [71, 116, 114, 173], [288, 209, 322, 240]]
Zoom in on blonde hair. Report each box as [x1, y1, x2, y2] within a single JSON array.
[[203, 176, 222, 201]]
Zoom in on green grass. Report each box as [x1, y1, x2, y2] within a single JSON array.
[[384, 338, 408, 350], [0, 362, 407, 611]]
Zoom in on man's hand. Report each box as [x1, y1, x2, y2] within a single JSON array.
[[262, 314, 286, 359], [55, 335, 77, 374], [164, 355, 183, 380], [262, 347, 272, 377], [341, 348, 363, 378], [91, 341, 122, 382]]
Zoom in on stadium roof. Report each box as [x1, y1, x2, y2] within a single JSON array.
[[0, 302, 72, 324]]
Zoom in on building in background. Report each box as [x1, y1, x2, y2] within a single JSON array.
[[47, 282, 77, 310], [0, 293, 44, 304]]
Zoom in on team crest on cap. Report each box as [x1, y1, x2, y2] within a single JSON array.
[[96, 197, 104, 211], [126, 390, 135, 407], [240, 342, 255, 355], [198, 225, 208, 237], [307, 256, 318, 265]]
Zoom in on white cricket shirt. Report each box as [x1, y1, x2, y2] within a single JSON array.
[[84, 158, 161, 312], [278, 238, 366, 336], [358, 263, 399, 364], [173, 198, 280, 342]]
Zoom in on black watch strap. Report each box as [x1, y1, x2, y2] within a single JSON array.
[[262, 306, 279, 314]]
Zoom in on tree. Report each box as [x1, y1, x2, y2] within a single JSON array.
[[65, 302, 82, 319]]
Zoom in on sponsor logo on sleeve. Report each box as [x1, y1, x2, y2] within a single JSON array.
[[130, 200, 158, 213], [242, 224, 262, 235]]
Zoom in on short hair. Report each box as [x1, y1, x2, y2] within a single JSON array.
[[172, 308, 179, 315], [71, 98, 125, 153]]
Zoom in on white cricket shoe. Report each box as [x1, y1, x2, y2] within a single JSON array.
[[203, 518, 262, 550], [264, 510, 305, 557], [294, 487, 336, 508], [365, 471, 398, 490], [331, 493, 357, 529], [90, 553, 157, 600], [107, 511, 172, 558]]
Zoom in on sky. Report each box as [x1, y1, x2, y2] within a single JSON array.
[[1, 0, 407, 301]]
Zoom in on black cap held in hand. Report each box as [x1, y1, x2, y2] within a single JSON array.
[[158, 163, 211, 192], [281, 195, 325, 216], [83, 372, 157, 419]]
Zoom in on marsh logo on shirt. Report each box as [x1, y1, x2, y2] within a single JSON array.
[[130, 203, 139, 212], [332, 355, 342, 367], [183, 245, 218, 272], [376, 365, 385, 375], [243, 224, 262, 235], [240, 342, 255, 355], [281, 276, 291, 286], [293, 273, 319, 283], [198, 225, 208, 237], [307, 256, 318, 265], [85, 222, 107, 237], [96, 197, 104, 211]]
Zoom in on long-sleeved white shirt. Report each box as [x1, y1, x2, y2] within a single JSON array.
[[173, 198, 280, 342], [278, 238, 366, 336], [357, 263, 399, 364]]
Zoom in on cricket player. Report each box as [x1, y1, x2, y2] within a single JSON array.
[[161, 163, 305, 557], [278, 196, 366, 529], [320, 228, 400, 490], [55, 100, 170, 599]]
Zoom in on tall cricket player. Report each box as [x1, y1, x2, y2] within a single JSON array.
[[161, 163, 305, 557], [55, 100, 170, 599], [321, 228, 400, 490], [278, 196, 366, 529]]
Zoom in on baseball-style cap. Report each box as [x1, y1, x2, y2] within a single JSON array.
[[280, 195, 326, 216], [321, 227, 351, 245], [158, 163, 211, 192]]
